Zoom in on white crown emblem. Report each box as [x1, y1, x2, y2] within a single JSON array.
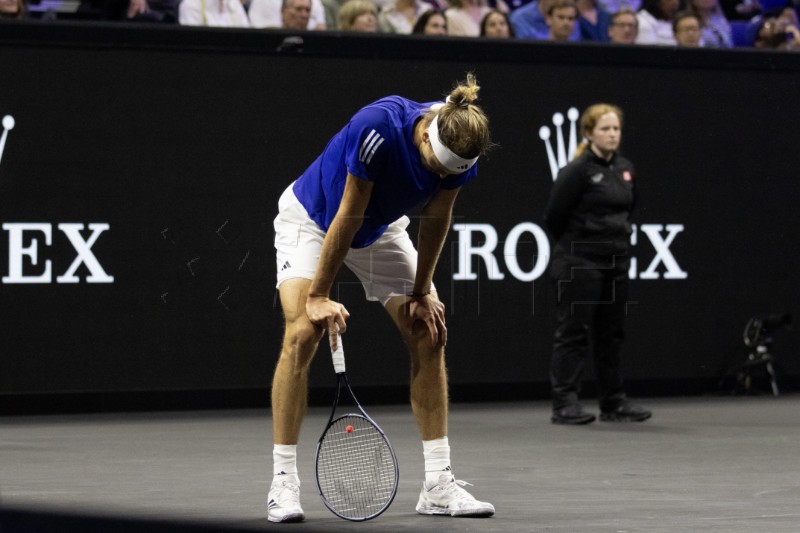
[[538, 107, 579, 181], [0, 115, 15, 169]]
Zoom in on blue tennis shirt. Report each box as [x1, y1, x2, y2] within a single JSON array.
[[292, 96, 478, 249]]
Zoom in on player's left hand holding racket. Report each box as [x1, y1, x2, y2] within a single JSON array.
[[314, 327, 399, 521]]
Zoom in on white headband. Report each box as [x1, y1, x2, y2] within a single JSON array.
[[427, 105, 479, 174]]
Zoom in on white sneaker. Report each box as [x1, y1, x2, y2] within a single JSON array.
[[268, 476, 305, 523], [416, 474, 495, 517]]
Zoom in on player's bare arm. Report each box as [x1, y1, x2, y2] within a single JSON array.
[[307, 174, 373, 346], [408, 186, 460, 347]]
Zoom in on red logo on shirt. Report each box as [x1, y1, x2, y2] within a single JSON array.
[[623, 170, 632, 182]]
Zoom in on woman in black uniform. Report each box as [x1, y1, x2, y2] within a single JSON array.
[[544, 103, 652, 425]]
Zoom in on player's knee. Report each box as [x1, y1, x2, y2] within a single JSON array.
[[283, 320, 323, 368]]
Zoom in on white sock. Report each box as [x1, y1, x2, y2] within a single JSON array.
[[273, 444, 299, 484], [423, 437, 451, 488]]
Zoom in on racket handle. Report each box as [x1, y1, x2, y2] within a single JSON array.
[[330, 331, 346, 374]]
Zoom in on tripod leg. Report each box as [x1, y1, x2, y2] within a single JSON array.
[[765, 360, 779, 397]]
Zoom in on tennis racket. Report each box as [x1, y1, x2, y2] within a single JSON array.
[[314, 329, 399, 521]]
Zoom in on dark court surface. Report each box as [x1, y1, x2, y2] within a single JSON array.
[[2, 396, 799, 532]]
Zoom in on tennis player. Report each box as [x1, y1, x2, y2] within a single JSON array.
[[268, 74, 495, 522]]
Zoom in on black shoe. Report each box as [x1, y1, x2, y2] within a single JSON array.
[[551, 405, 596, 425], [599, 402, 652, 422]]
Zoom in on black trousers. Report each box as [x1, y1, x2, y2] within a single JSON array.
[[550, 253, 630, 411]]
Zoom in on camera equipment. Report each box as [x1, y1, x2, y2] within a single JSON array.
[[738, 313, 792, 396]]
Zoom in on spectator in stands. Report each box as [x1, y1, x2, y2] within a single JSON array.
[[547, 0, 580, 40], [480, 9, 516, 36], [179, 0, 250, 26], [608, 7, 639, 41], [445, 0, 494, 36], [719, 0, 758, 21], [673, 9, 702, 44], [0, 0, 25, 18], [598, 0, 639, 13], [411, 8, 448, 32], [687, 0, 733, 46], [748, 6, 800, 49], [249, 0, 327, 28], [635, 0, 679, 44], [319, 0, 339, 28], [577, 0, 612, 40], [506, 0, 536, 9], [378, 0, 435, 33], [338, 0, 378, 29], [106, 0, 178, 22], [274, 0, 312, 27], [510, 0, 548, 37], [511, 0, 582, 39]]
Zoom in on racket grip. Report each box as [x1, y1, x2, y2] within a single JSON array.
[[330, 332, 346, 374]]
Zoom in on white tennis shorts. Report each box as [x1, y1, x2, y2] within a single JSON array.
[[273, 184, 434, 305]]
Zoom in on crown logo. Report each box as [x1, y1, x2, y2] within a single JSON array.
[[0, 115, 15, 169], [538, 107, 579, 181]]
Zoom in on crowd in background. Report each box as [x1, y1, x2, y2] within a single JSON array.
[[1, 0, 799, 50]]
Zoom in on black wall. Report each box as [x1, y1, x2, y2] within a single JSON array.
[[1, 22, 798, 411]]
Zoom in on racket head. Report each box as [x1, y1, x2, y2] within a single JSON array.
[[314, 413, 399, 521]]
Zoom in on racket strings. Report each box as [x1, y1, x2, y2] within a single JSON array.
[[317, 415, 397, 520]]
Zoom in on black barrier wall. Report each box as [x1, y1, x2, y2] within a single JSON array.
[[1, 23, 798, 409]]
